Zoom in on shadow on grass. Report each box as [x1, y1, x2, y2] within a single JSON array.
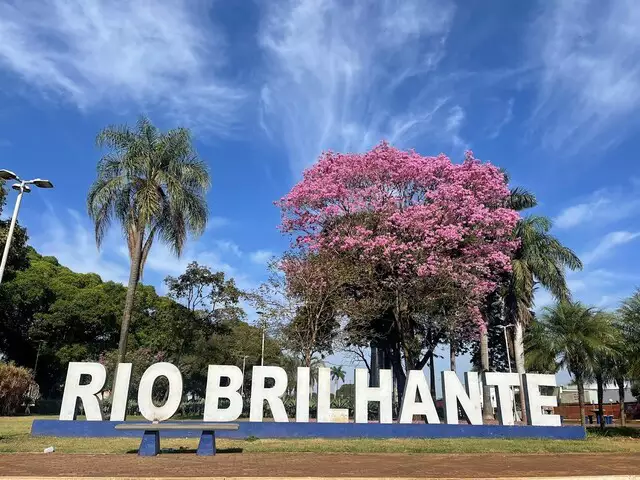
[[125, 447, 244, 455], [587, 426, 640, 438]]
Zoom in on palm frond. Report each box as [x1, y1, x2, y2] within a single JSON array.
[[88, 117, 211, 265]]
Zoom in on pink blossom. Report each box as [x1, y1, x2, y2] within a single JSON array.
[[278, 142, 519, 330]]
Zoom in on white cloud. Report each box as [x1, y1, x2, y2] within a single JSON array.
[[31, 208, 129, 284], [213, 240, 242, 258], [207, 216, 231, 230], [249, 249, 274, 265], [581, 231, 640, 265], [487, 98, 514, 139], [0, 0, 243, 133], [30, 207, 260, 294], [258, 0, 459, 173], [536, 267, 640, 311], [554, 185, 640, 229], [529, 0, 640, 152]]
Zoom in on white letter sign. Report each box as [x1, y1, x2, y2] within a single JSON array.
[[250, 366, 288, 422], [138, 362, 183, 422], [318, 367, 348, 422], [57, 361, 564, 428], [355, 368, 392, 423], [442, 371, 482, 425], [523, 373, 561, 426], [484, 372, 519, 426], [399, 370, 439, 424], [60, 362, 106, 421], [204, 365, 243, 422], [109, 363, 132, 421]]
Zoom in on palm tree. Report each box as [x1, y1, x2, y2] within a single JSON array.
[[615, 289, 640, 425], [526, 301, 616, 427], [591, 320, 620, 431], [480, 185, 538, 420], [308, 356, 325, 390], [88, 116, 210, 364], [506, 215, 582, 421], [330, 365, 346, 394], [618, 289, 640, 379]]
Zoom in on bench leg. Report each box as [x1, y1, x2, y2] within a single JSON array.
[[139, 430, 160, 456], [197, 430, 216, 456]]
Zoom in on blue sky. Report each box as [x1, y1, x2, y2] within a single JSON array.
[[1, 0, 639, 385]]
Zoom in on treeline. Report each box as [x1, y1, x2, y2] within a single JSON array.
[[0, 201, 285, 405]]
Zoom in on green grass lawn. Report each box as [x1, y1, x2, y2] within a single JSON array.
[[1, 416, 639, 454]]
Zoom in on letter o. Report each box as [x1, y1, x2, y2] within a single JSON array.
[[138, 362, 183, 421]]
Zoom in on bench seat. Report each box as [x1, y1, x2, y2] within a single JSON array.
[[115, 422, 239, 456]]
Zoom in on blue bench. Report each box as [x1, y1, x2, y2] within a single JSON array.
[[114, 422, 239, 456]]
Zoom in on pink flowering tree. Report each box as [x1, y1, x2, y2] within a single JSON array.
[[278, 142, 519, 395]]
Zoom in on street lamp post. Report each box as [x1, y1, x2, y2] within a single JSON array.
[[0, 170, 54, 284], [499, 323, 519, 421], [240, 355, 249, 396], [499, 324, 515, 373], [256, 311, 266, 366]]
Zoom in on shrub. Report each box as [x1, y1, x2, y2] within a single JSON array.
[[0, 362, 38, 415]]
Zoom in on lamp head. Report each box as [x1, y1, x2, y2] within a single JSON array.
[[11, 183, 31, 193], [31, 178, 54, 189], [0, 169, 18, 181]]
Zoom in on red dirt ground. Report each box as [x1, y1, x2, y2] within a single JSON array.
[[1, 452, 640, 478]]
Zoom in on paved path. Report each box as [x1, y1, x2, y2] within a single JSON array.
[[1, 453, 640, 478]]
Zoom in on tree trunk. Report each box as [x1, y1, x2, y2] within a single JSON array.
[[429, 351, 436, 400], [370, 343, 379, 387], [577, 376, 586, 428], [480, 330, 494, 420], [617, 377, 626, 427], [304, 350, 311, 368], [596, 373, 605, 430], [389, 347, 406, 409], [117, 232, 144, 364], [513, 321, 527, 424], [449, 340, 456, 372]]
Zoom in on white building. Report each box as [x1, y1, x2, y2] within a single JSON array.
[[559, 381, 636, 405]]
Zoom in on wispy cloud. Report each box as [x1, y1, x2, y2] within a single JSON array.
[[487, 98, 514, 139], [213, 240, 243, 258], [31, 208, 129, 284], [0, 0, 243, 133], [31, 208, 259, 293], [207, 216, 231, 230], [258, 0, 459, 173], [581, 231, 640, 265], [249, 249, 274, 265], [529, 0, 640, 153], [554, 183, 640, 229]]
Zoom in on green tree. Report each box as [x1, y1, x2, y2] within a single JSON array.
[[507, 215, 582, 421], [336, 382, 355, 399], [589, 313, 624, 431], [618, 289, 640, 379], [526, 302, 616, 427], [87, 116, 210, 364], [330, 365, 346, 392], [615, 290, 640, 426], [0, 250, 127, 395], [165, 262, 244, 324]]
